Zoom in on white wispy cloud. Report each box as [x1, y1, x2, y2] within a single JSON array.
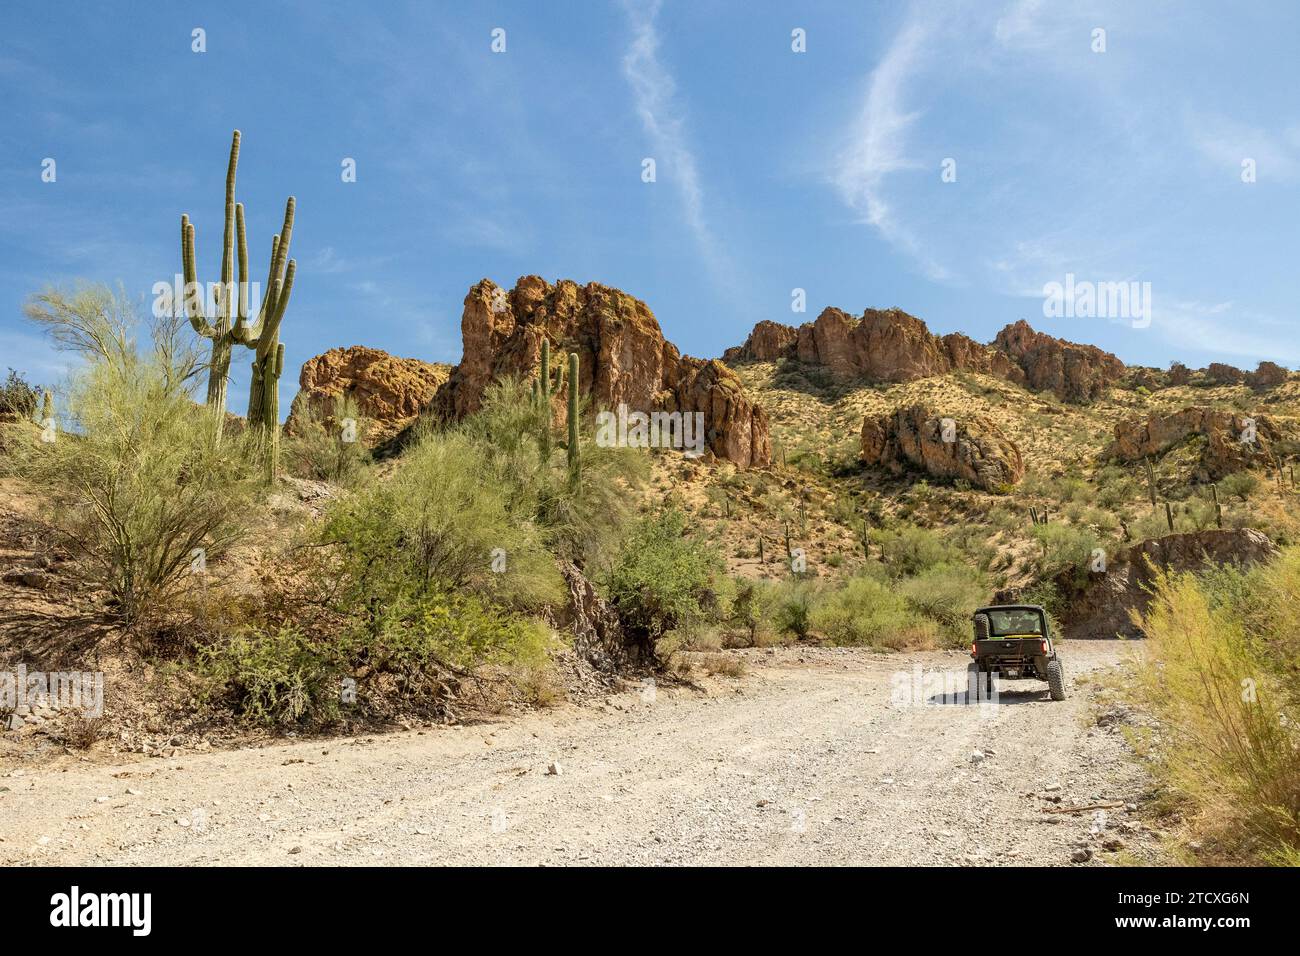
[[831, 17, 951, 281], [621, 0, 732, 286], [1189, 113, 1300, 181], [1155, 299, 1300, 365]]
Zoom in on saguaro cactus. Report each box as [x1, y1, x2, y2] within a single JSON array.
[[534, 338, 554, 458], [566, 352, 580, 485], [234, 196, 296, 479], [181, 129, 297, 458]]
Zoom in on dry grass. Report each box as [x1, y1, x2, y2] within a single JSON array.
[[1134, 556, 1300, 865]]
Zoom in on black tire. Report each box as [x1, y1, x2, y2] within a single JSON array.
[[1047, 658, 1066, 701]]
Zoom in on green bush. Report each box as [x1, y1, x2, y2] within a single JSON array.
[[605, 509, 729, 645], [729, 579, 782, 645], [1135, 552, 1300, 864], [5, 285, 258, 623], [0, 368, 42, 418], [322, 427, 563, 612], [771, 578, 816, 640], [1032, 522, 1100, 580], [897, 563, 987, 645], [810, 574, 939, 649], [462, 377, 647, 569], [199, 590, 551, 726], [871, 523, 958, 577], [1220, 472, 1259, 502], [284, 394, 372, 486]]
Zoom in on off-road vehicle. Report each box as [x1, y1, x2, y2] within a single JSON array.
[[968, 604, 1066, 701]]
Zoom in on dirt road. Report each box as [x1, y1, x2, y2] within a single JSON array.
[[0, 639, 1164, 866]]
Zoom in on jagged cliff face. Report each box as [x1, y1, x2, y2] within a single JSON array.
[[724, 308, 1124, 403], [432, 276, 771, 468]]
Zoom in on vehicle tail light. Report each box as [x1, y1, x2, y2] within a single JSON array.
[[1040, 640, 1048, 654], [970, 643, 977, 657]]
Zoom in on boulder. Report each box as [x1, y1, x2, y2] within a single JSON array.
[[1204, 362, 1245, 386], [860, 403, 1025, 491], [1108, 406, 1280, 480], [432, 277, 771, 468], [1246, 361, 1288, 389], [1168, 362, 1191, 386], [288, 346, 451, 446]]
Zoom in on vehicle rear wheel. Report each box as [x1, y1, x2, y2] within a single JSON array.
[[1047, 658, 1066, 701]]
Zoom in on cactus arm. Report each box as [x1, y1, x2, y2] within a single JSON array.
[[232, 198, 294, 347], [182, 216, 217, 338], [235, 202, 249, 325], [216, 131, 239, 332], [257, 260, 295, 359]]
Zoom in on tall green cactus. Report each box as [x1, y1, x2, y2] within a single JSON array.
[[234, 195, 296, 480], [535, 338, 554, 459], [181, 131, 243, 422], [566, 351, 580, 486], [182, 130, 296, 470]]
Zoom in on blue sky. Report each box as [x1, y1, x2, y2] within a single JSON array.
[[2, 1, 1298, 413]]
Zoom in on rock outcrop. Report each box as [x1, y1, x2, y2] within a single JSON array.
[[433, 276, 771, 468], [1108, 406, 1281, 480], [991, 320, 1125, 404], [288, 346, 451, 446], [722, 311, 1121, 404], [1204, 362, 1246, 386], [721, 320, 799, 363], [1058, 529, 1278, 639], [1247, 361, 1288, 389], [860, 403, 1025, 491]]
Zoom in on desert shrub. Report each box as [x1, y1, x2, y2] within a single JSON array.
[[1135, 555, 1300, 864], [1032, 522, 1100, 581], [871, 523, 958, 577], [770, 578, 817, 640], [199, 626, 347, 725], [605, 508, 729, 646], [1130, 508, 1172, 541], [461, 377, 647, 570], [198, 590, 550, 726], [322, 427, 563, 612], [0, 368, 42, 418], [729, 579, 783, 645], [810, 574, 939, 649], [1219, 472, 1259, 502], [1096, 466, 1140, 510], [897, 563, 987, 645], [1181, 496, 1220, 531], [283, 394, 372, 486], [4, 285, 258, 623]]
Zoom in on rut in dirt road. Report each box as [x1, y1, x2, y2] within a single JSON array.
[[0, 640, 1164, 866]]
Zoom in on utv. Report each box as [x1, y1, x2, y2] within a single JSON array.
[[969, 604, 1066, 701]]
